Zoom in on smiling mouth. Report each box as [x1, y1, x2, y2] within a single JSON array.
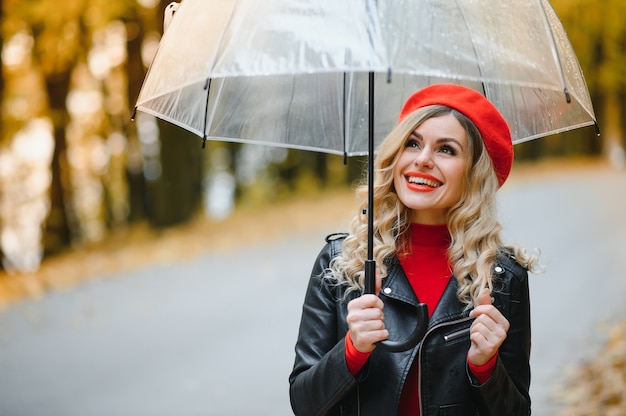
[[406, 175, 442, 188]]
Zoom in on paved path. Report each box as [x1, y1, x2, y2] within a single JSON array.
[[0, 165, 625, 415]]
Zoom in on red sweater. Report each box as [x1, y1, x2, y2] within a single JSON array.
[[345, 223, 496, 414]]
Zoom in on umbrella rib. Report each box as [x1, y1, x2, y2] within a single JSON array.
[[202, 78, 211, 148], [538, 0, 571, 103], [454, 0, 486, 95], [285, 76, 297, 149], [342, 73, 348, 164], [207, 0, 239, 76]]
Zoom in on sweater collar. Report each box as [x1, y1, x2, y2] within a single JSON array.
[[407, 223, 451, 248]]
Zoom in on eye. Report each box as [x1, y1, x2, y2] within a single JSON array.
[[405, 135, 421, 149], [439, 144, 457, 155]]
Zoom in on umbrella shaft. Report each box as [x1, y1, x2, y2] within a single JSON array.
[[365, 71, 376, 294]]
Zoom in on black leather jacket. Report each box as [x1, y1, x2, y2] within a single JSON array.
[[289, 234, 531, 416]]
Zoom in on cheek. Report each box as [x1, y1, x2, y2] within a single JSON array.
[[449, 165, 467, 196], [392, 154, 409, 184], [393, 168, 403, 190]]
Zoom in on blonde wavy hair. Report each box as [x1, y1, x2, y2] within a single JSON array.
[[329, 105, 539, 307]]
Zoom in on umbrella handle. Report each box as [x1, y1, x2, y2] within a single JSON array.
[[364, 260, 428, 352], [377, 303, 428, 352]]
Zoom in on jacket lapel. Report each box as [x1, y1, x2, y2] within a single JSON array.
[[428, 276, 470, 328], [382, 259, 469, 328], [379, 259, 420, 306]]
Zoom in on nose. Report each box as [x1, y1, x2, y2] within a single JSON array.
[[414, 147, 434, 168]]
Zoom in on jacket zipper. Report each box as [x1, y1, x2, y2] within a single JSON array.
[[443, 327, 471, 342], [417, 316, 475, 415]]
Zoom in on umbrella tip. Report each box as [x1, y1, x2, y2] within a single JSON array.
[[131, 107, 137, 121], [163, 2, 180, 33], [202, 136, 207, 149], [564, 88, 571, 104]]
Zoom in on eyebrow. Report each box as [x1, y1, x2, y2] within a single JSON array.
[[410, 132, 465, 150]]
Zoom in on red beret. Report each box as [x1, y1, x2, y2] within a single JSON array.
[[398, 84, 513, 187]]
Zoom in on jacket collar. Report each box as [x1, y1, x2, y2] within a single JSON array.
[[428, 277, 469, 327], [382, 259, 469, 328]]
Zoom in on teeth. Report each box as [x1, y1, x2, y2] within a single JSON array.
[[408, 176, 441, 188]]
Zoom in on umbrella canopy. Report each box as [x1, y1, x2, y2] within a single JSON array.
[[135, 0, 597, 156], [134, 0, 597, 352]]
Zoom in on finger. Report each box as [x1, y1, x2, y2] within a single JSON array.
[[347, 299, 389, 353], [478, 289, 492, 306], [375, 270, 383, 295], [472, 310, 509, 332], [471, 306, 510, 332], [471, 317, 498, 337], [468, 331, 499, 365], [470, 326, 505, 355], [349, 294, 384, 311], [470, 316, 509, 347], [470, 325, 497, 352], [347, 307, 385, 324], [470, 290, 497, 319], [352, 316, 387, 332], [347, 296, 385, 324], [351, 328, 389, 353]]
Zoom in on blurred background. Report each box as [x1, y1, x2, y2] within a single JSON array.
[[0, 1, 625, 415], [1, 0, 623, 280]]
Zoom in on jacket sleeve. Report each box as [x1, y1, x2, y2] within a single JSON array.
[[289, 241, 361, 416], [468, 256, 532, 416]]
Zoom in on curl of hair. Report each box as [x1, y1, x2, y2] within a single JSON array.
[[328, 105, 540, 306]]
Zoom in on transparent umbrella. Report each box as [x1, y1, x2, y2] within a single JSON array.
[[134, 0, 597, 351], [135, 0, 597, 153]]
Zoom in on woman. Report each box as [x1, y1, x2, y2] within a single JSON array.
[[289, 84, 540, 416]]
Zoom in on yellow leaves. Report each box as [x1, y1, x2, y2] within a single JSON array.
[[551, 0, 626, 90], [7, 0, 134, 75], [556, 320, 626, 416], [36, 21, 82, 75]]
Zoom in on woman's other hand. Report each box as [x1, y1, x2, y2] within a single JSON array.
[[468, 290, 510, 365]]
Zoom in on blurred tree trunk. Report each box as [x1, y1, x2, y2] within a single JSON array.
[[125, 8, 147, 222], [598, 91, 623, 159], [0, 1, 4, 271], [552, 0, 625, 157], [43, 71, 74, 252], [347, 156, 366, 185], [314, 153, 328, 185], [596, 0, 626, 159], [0, 1, 4, 133], [141, 0, 204, 228], [29, 9, 87, 252], [146, 121, 203, 228]]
